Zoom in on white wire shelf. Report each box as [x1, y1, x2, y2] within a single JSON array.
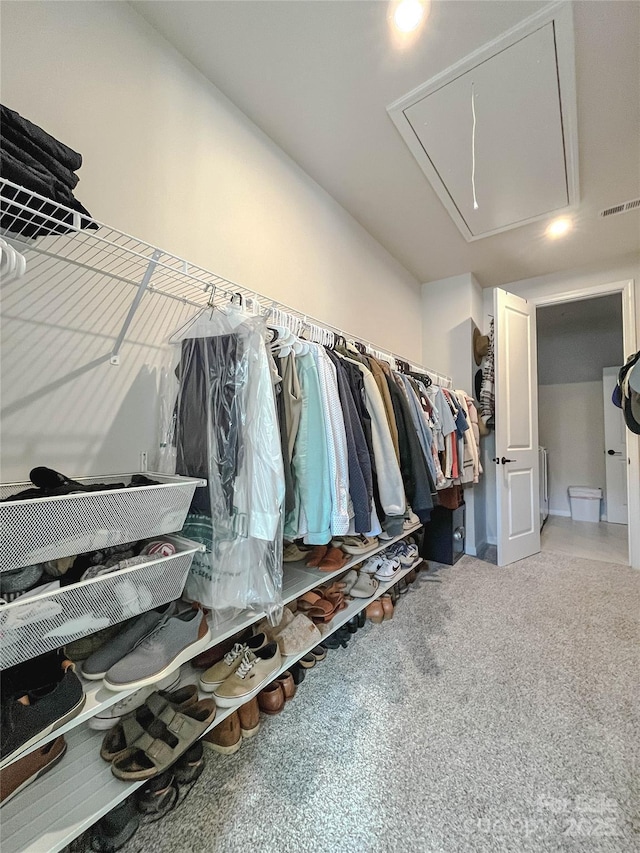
[[0, 178, 452, 384], [0, 554, 425, 853], [0, 472, 205, 573], [0, 523, 422, 767]]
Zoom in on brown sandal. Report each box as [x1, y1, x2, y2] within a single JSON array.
[[305, 545, 329, 568]]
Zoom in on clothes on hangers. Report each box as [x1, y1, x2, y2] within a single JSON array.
[[480, 319, 495, 429], [169, 304, 284, 619]]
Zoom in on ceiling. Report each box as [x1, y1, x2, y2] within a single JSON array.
[[132, 1, 640, 287]]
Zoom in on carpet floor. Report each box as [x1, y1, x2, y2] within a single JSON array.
[[125, 550, 639, 853]]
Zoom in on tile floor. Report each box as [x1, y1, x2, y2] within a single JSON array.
[[541, 515, 628, 565]]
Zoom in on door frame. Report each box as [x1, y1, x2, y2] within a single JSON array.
[[530, 278, 638, 568]]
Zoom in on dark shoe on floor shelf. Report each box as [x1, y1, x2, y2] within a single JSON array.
[[258, 682, 285, 715], [289, 663, 306, 685], [0, 652, 84, 767], [90, 797, 140, 852], [357, 611, 366, 629], [173, 741, 205, 784], [238, 698, 260, 738], [135, 770, 178, 816], [0, 734, 67, 804], [346, 616, 359, 634], [276, 671, 296, 701], [203, 712, 242, 755]]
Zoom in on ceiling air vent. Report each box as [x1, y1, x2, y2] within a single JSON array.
[[600, 199, 640, 218]]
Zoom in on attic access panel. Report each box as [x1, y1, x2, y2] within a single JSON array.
[[387, 4, 578, 241]]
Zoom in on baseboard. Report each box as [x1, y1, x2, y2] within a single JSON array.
[[472, 540, 487, 557], [548, 509, 571, 517], [486, 535, 497, 546]]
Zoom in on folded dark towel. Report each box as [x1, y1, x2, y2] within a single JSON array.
[[1, 104, 82, 172], [2, 125, 79, 191]]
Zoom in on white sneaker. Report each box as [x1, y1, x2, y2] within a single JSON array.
[[88, 671, 180, 730], [374, 557, 401, 582], [0, 598, 63, 630], [360, 555, 385, 575]]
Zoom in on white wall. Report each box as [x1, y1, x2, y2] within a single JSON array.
[[539, 382, 607, 515], [0, 1, 421, 481]]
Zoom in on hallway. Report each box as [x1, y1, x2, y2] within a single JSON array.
[[542, 515, 628, 566]]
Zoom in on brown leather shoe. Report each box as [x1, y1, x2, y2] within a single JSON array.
[[203, 711, 241, 754], [238, 697, 260, 739], [0, 735, 67, 804], [258, 683, 285, 715], [381, 594, 394, 621], [276, 671, 296, 702], [366, 600, 384, 624]]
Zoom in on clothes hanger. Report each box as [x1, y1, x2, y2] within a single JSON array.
[[167, 284, 217, 344]]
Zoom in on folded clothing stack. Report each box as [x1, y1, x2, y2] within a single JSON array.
[[2, 466, 160, 502], [0, 104, 97, 237]]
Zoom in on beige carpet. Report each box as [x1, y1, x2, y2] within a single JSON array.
[[120, 549, 640, 853]]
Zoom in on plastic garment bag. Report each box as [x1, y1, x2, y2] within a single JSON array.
[[161, 304, 284, 623]]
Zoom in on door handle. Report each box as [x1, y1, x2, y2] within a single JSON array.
[[607, 449, 622, 456], [501, 457, 516, 464]]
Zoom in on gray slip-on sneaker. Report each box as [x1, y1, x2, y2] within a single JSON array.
[[81, 608, 168, 681], [103, 606, 211, 692]]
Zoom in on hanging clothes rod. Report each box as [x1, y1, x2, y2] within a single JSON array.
[[0, 178, 452, 386]]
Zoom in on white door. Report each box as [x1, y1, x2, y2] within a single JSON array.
[[602, 367, 628, 524], [494, 288, 541, 565]]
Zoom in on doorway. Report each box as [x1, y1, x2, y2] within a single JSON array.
[[536, 293, 628, 565]]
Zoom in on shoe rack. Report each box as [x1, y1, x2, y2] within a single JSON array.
[[0, 526, 422, 853]]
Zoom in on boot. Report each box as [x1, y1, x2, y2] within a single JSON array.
[[238, 697, 260, 738], [203, 712, 241, 755]]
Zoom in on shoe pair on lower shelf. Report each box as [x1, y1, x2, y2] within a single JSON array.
[[100, 686, 216, 781], [203, 697, 261, 755], [87, 743, 205, 852], [199, 634, 282, 708], [366, 594, 394, 624]]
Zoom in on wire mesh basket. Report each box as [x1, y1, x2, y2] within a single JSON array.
[[0, 473, 205, 572], [0, 536, 204, 668]]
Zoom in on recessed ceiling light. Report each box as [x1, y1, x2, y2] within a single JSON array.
[[546, 217, 572, 239], [394, 0, 425, 33]]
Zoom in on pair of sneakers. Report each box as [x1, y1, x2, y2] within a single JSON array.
[[360, 553, 401, 582], [199, 634, 282, 708], [387, 539, 419, 568]]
